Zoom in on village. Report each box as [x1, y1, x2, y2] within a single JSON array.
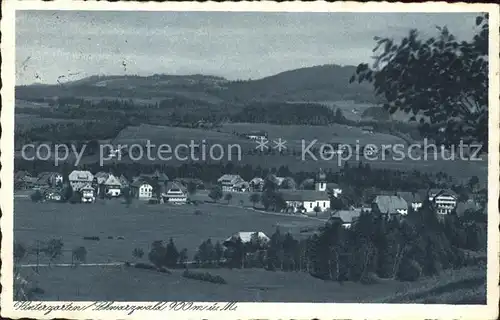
[[14, 165, 483, 230]]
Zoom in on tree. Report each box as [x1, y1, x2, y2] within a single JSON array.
[[14, 242, 27, 264], [224, 193, 233, 204], [44, 238, 64, 266], [148, 240, 166, 267], [178, 248, 188, 268], [123, 186, 133, 207], [249, 193, 261, 208], [351, 14, 488, 150], [208, 186, 223, 203], [468, 176, 480, 191], [165, 238, 180, 267], [313, 205, 322, 217], [132, 248, 144, 261], [69, 191, 82, 204], [72, 246, 87, 266], [30, 190, 43, 202], [186, 181, 197, 195]]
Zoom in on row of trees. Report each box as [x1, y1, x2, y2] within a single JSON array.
[[139, 199, 485, 284]]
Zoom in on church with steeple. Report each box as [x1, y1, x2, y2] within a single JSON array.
[[315, 168, 327, 192]]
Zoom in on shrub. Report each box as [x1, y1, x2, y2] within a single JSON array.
[[397, 259, 422, 282], [194, 210, 203, 216], [83, 236, 100, 241], [124, 261, 131, 267], [158, 267, 172, 274], [182, 270, 227, 284], [135, 263, 157, 271], [360, 272, 381, 285], [30, 190, 43, 202]]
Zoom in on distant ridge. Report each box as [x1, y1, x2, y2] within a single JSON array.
[[15, 64, 378, 103]]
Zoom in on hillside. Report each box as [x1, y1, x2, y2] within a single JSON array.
[[15, 64, 378, 104]]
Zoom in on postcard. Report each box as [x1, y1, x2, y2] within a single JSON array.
[[1, 1, 499, 319]]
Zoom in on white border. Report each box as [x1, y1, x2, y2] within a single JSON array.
[[1, 1, 499, 319]]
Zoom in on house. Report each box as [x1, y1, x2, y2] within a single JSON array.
[[244, 131, 268, 141], [14, 171, 36, 190], [130, 179, 153, 200], [428, 188, 458, 215], [80, 184, 96, 203], [249, 177, 264, 192], [140, 170, 169, 184], [118, 174, 129, 188], [396, 192, 423, 211], [218, 174, 245, 192], [372, 195, 408, 216], [223, 231, 270, 246], [43, 187, 64, 202], [162, 182, 188, 204], [329, 209, 363, 229], [282, 190, 330, 213], [103, 174, 122, 197], [35, 172, 63, 189], [326, 183, 342, 198], [69, 170, 94, 191]]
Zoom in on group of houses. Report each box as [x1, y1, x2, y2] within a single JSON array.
[[15, 169, 190, 204], [15, 167, 472, 223]]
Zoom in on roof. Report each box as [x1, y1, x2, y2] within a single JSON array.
[[330, 209, 362, 224], [14, 171, 30, 180], [428, 188, 458, 198], [373, 195, 408, 213], [130, 179, 152, 188], [326, 182, 341, 189], [245, 131, 267, 137], [250, 177, 264, 184], [165, 182, 187, 195], [69, 170, 94, 182], [104, 174, 122, 187], [218, 174, 243, 184], [35, 172, 60, 185], [80, 183, 95, 191], [140, 170, 169, 182], [396, 191, 422, 204], [225, 232, 270, 243], [281, 190, 330, 201]]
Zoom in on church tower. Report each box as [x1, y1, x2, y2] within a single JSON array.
[[315, 168, 327, 192]]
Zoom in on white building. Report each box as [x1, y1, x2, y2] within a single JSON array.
[[218, 174, 245, 192], [69, 170, 94, 191], [80, 184, 96, 203], [428, 189, 458, 215], [130, 180, 153, 200], [224, 231, 270, 246], [163, 182, 187, 204], [103, 174, 122, 197], [396, 192, 423, 211], [282, 190, 331, 213]]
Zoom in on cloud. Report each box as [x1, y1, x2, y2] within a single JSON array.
[[16, 11, 480, 85]]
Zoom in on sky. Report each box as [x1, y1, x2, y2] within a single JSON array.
[[16, 11, 482, 85]]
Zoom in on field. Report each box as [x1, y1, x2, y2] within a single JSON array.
[[14, 198, 324, 265], [14, 196, 487, 303], [17, 262, 486, 303], [14, 114, 84, 133], [220, 122, 406, 146]]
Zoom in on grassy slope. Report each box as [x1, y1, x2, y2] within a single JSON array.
[[14, 198, 324, 264], [17, 264, 486, 303]]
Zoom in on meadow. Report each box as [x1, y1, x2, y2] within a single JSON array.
[[18, 262, 486, 303], [14, 198, 324, 265]]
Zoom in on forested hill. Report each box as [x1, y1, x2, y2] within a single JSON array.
[[15, 64, 378, 104]]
